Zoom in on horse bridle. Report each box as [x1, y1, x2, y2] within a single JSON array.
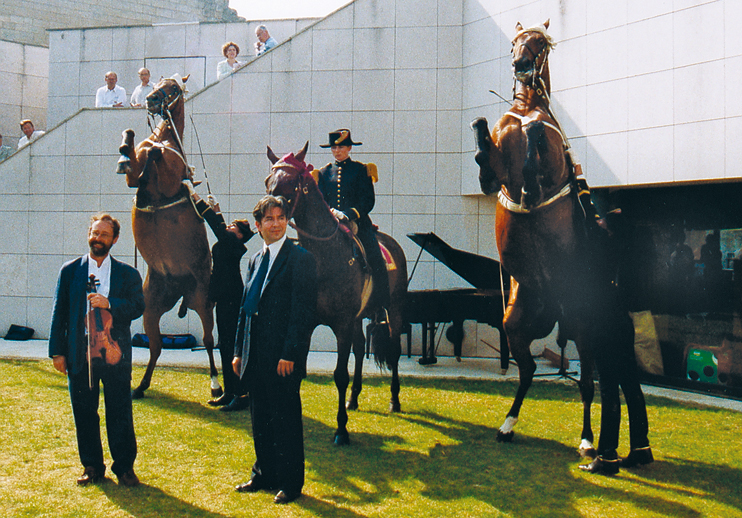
[[149, 81, 183, 119], [270, 163, 340, 241], [512, 28, 552, 99]]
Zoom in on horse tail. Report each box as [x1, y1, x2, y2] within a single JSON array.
[[371, 233, 407, 370], [370, 316, 392, 369]]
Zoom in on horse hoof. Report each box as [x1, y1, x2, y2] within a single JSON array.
[[580, 447, 597, 459], [346, 400, 358, 411], [389, 401, 401, 413], [333, 433, 350, 446], [211, 387, 224, 398], [131, 388, 145, 400], [496, 431, 514, 443]]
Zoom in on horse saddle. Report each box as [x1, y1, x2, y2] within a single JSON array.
[[338, 224, 397, 272]]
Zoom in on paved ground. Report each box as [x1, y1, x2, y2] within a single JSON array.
[[3, 338, 740, 412]]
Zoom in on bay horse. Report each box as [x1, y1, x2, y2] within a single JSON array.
[[265, 143, 408, 445], [471, 20, 597, 456], [116, 74, 221, 400]]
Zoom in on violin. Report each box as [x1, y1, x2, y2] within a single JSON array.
[[86, 274, 122, 367]]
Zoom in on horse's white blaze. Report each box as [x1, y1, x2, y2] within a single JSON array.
[[210, 376, 221, 390], [500, 416, 518, 434]]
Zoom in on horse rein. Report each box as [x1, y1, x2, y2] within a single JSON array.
[[135, 81, 203, 216]]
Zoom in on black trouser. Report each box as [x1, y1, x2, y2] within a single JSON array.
[[68, 362, 137, 476], [591, 310, 650, 459], [215, 298, 243, 395], [357, 223, 390, 309], [247, 368, 304, 494]]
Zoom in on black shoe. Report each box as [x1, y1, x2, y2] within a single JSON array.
[[235, 478, 262, 493], [117, 469, 140, 487], [274, 490, 301, 504], [579, 456, 619, 475], [208, 393, 234, 407], [77, 466, 104, 486], [220, 394, 249, 412], [618, 447, 654, 468]]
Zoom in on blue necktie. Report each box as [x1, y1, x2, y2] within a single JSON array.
[[243, 248, 270, 316]]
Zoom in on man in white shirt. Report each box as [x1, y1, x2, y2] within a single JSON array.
[[17, 119, 45, 149], [130, 68, 153, 108], [95, 71, 127, 108]]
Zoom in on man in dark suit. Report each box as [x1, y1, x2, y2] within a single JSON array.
[[233, 195, 317, 504], [49, 213, 145, 486]]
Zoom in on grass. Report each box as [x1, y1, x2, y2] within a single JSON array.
[[1, 359, 741, 517]]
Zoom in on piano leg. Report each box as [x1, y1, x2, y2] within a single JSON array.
[[446, 320, 465, 361], [419, 322, 438, 365]]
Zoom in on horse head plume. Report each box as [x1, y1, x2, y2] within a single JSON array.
[[265, 142, 313, 203]]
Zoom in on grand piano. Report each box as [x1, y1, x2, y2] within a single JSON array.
[[405, 232, 510, 368]]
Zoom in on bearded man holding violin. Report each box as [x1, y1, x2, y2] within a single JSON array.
[[49, 213, 144, 487]]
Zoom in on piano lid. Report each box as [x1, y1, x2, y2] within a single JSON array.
[[407, 232, 507, 291]]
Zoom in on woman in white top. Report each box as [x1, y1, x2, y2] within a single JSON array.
[[217, 41, 243, 80]]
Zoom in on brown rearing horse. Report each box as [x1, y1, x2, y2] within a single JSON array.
[[265, 143, 408, 446], [116, 74, 221, 400], [472, 20, 597, 456]]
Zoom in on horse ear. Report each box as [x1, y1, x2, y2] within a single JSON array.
[[543, 19, 550, 30], [266, 146, 279, 165], [182, 74, 190, 83], [296, 141, 309, 163], [516, 22, 523, 31]]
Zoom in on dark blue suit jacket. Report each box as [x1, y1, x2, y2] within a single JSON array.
[[234, 239, 317, 379], [49, 255, 145, 375]]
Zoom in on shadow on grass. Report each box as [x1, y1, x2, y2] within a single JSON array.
[[101, 483, 231, 518], [299, 407, 742, 517]]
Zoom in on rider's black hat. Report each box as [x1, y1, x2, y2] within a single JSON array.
[[319, 129, 362, 148]]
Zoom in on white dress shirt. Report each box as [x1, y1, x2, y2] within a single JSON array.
[[88, 254, 112, 299], [17, 131, 45, 149], [130, 83, 153, 107], [95, 85, 127, 107]]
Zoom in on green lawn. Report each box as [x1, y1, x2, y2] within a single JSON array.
[[1, 359, 740, 517]]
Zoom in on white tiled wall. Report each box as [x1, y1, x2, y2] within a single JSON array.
[[0, 40, 48, 147], [47, 19, 319, 127], [1, 0, 740, 360]]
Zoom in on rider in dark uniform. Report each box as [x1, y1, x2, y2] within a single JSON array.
[[317, 129, 390, 321]]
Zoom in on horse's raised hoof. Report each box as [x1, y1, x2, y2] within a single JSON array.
[[346, 399, 358, 411], [389, 400, 401, 413], [211, 386, 224, 398], [333, 432, 350, 446], [131, 388, 145, 400], [496, 431, 514, 443], [471, 117, 489, 131]]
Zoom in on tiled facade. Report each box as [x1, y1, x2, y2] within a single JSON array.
[[0, 40, 48, 146], [47, 19, 319, 127], [1, 0, 739, 359]]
